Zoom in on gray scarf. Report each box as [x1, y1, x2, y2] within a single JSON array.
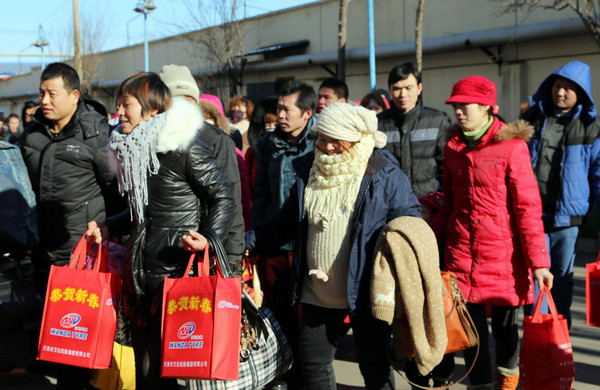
[[109, 112, 168, 224]]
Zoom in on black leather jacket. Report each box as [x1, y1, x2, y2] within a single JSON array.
[[107, 98, 234, 297]]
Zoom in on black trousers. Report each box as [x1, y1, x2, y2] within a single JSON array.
[[257, 252, 303, 384], [463, 304, 520, 386], [126, 288, 179, 390], [298, 303, 395, 390]]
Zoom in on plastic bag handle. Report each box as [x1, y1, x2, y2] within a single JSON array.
[[91, 239, 104, 272], [69, 234, 94, 269], [69, 234, 104, 272], [531, 285, 560, 323], [182, 243, 211, 278], [94, 238, 112, 273]]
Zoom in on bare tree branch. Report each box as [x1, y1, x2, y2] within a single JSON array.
[[61, 5, 111, 97], [78, 11, 108, 97], [170, 0, 246, 98], [493, 0, 600, 48]]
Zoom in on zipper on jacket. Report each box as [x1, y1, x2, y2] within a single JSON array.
[[352, 175, 373, 230]]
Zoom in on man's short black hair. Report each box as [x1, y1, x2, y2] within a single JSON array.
[[318, 77, 349, 100], [41, 62, 81, 93], [388, 62, 422, 86], [279, 80, 316, 113], [7, 113, 19, 122]]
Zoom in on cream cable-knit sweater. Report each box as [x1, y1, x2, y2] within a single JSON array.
[[371, 216, 447, 375], [301, 130, 374, 308], [301, 209, 352, 308]]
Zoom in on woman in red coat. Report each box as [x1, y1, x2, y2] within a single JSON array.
[[433, 76, 553, 390]]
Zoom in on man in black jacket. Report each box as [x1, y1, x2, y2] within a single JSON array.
[[21, 63, 122, 389], [377, 63, 447, 197], [21, 63, 122, 289]]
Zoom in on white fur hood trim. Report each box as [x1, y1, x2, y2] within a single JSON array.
[[155, 96, 204, 153]]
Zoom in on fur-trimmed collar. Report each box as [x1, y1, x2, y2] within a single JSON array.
[[156, 96, 204, 153], [495, 119, 534, 143], [447, 119, 534, 151]]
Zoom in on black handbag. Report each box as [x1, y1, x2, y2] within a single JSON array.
[[0, 256, 43, 325], [0, 255, 43, 370]]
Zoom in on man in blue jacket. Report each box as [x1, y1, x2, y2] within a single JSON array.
[[522, 60, 600, 327]]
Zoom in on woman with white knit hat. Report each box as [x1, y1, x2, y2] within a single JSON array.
[[246, 102, 421, 389]]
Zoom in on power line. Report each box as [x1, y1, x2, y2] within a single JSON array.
[[37, 0, 71, 27]]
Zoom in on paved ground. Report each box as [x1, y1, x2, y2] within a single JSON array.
[[332, 243, 600, 389], [1, 245, 599, 389]]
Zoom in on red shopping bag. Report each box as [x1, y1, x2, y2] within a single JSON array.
[[586, 253, 600, 327], [38, 235, 121, 369], [520, 285, 575, 390], [161, 245, 241, 379]]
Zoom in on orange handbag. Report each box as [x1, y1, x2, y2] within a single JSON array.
[[396, 271, 479, 358], [394, 271, 479, 390], [440, 271, 479, 354]]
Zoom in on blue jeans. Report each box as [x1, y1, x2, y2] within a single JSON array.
[[525, 226, 578, 328], [298, 304, 395, 390]]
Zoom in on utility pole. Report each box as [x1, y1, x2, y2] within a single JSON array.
[[415, 0, 425, 73], [33, 25, 49, 70], [337, 0, 350, 81], [73, 0, 82, 77]]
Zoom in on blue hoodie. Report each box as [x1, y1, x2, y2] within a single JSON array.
[[524, 61, 600, 228], [529, 60, 596, 126]]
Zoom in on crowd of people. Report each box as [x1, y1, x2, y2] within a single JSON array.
[[0, 101, 37, 144], [1, 57, 598, 390]]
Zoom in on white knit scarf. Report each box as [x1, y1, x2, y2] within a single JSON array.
[[109, 112, 168, 224], [304, 134, 375, 230]]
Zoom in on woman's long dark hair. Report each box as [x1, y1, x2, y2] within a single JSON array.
[[248, 95, 279, 154]]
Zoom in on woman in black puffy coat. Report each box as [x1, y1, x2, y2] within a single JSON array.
[[87, 72, 233, 389]]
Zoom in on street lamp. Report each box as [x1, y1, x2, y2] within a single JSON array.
[[134, 0, 156, 72], [126, 14, 142, 46], [33, 25, 49, 70]]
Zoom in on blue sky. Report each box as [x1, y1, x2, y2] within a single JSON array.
[[0, 0, 317, 70]]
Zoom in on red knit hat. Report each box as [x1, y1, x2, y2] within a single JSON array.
[[445, 76, 497, 109]]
